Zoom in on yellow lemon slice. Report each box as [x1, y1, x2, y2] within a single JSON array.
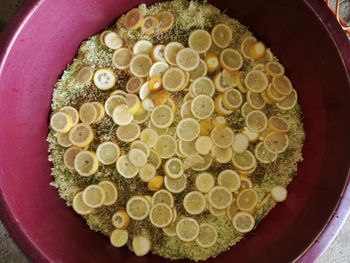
[[220, 49, 243, 71], [271, 185, 288, 202], [96, 142, 120, 165], [240, 175, 253, 190], [140, 128, 158, 148], [116, 123, 140, 142], [211, 127, 235, 148], [196, 223, 218, 248], [189, 60, 208, 81], [232, 133, 249, 154], [247, 91, 266, 110], [132, 235, 151, 256], [226, 201, 239, 219], [249, 41, 266, 60], [232, 211, 255, 233], [240, 36, 257, 59], [60, 106, 79, 126], [103, 31, 123, 50], [265, 61, 285, 77], [123, 8, 143, 29], [79, 102, 97, 125], [218, 169, 241, 192], [164, 174, 187, 193], [152, 189, 174, 207], [111, 210, 130, 229], [211, 116, 227, 129], [126, 76, 144, 94], [149, 61, 169, 78], [150, 105, 174, 128], [236, 188, 258, 211], [211, 23, 232, 48], [72, 192, 93, 215], [276, 89, 298, 110], [126, 94, 141, 114], [56, 132, 72, 148], [162, 67, 186, 92], [176, 48, 200, 72], [110, 229, 128, 248], [254, 142, 277, 164], [176, 118, 200, 142], [76, 66, 93, 85], [263, 131, 289, 154], [232, 150, 256, 171], [130, 54, 153, 78], [242, 126, 260, 142], [93, 68, 116, 90], [156, 11, 175, 32], [151, 44, 166, 62], [74, 151, 99, 177], [176, 218, 199, 242], [272, 75, 293, 96], [69, 123, 94, 147], [214, 94, 233, 116], [191, 95, 215, 120], [82, 184, 106, 208], [112, 104, 133, 126], [211, 145, 233, 164], [190, 154, 213, 172], [266, 83, 286, 102], [133, 39, 153, 55], [164, 42, 184, 66], [191, 77, 215, 97], [149, 203, 173, 228], [178, 140, 196, 157], [98, 181, 118, 206], [126, 196, 150, 220], [195, 172, 215, 193], [163, 224, 177, 237], [180, 100, 194, 119], [91, 102, 105, 123], [131, 139, 151, 157], [139, 163, 156, 182], [244, 70, 268, 93], [104, 94, 127, 117], [234, 71, 248, 94], [63, 146, 81, 169], [183, 191, 206, 215], [148, 149, 162, 169], [164, 158, 183, 179], [245, 110, 268, 133], [222, 88, 243, 110], [155, 135, 176, 159], [50, 112, 73, 133], [195, 136, 213, 155], [268, 116, 290, 133], [188, 29, 212, 54], [128, 148, 147, 168], [208, 186, 233, 209], [209, 205, 226, 217], [241, 102, 254, 118], [148, 175, 164, 191], [141, 15, 159, 35], [133, 107, 150, 124], [204, 52, 220, 73], [112, 48, 133, 70], [116, 155, 139, 178]]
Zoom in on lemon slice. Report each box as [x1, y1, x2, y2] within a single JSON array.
[[176, 218, 199, 242], [132, 235, 151, 256], [96, 142, 120, 165], [240, 176, 253, 190], [148, 175, 164, 191], [175, 48, 200, 72], [183, 191, 206, 215], [149, 61, 169, 78], [126, 77, 144, 94], [199, 119, 213, 136], [211, 145, 233, 164], [218, 169, 241, 192], [213, 72, 232, 92], [126, 196, 150, 220], [112, 48, 133, 70], [220, 49, 243, 71], [123, 8, 143, 29], [126, 94, 141, 115], [155, 135, 176, 159], [276, 89, 298, 110], [204, 52, 219, 73], [133, 39, 153, 55], [240, 36, 257, 59], [232, 133, 249, 154], [188, 29, 212, 54], [93, 68, 116, 90], [150, 105, 174, 129], [151, 44, 166, 62], [162, 67, 186, 92], [191, 77, 215, 97], [240, 102, 254, 118], [76, 66, 93, 85], [164, 42, 184, 66], [134, 107, 150, 124], [112, 210, 130, 229], [208, 186, 233, 209], [265, 61, 285, 77], [140, 128, 158, 148], [110, 229, 128, 248], [128, 148, 147, 168], [226, 201, 239, 219], [195, 172, 214, 193], [191, 154, 213, 171], [268, 116, 290, 133], [142, 15, 160, 35], [74, 151, 99, 176], [246, 91, 266, 110], [194, 136, 213, 155], [56, 132, 72, 148], [232, 150, 256, 171], [164, 158, 183, 179], [148, 149, 161, 169], [116, 123, 140, 143], [98, 181, 118, 206], [141, 98, 155, 112], [129, 54, 153, 78], [69, 123, 94, 147], [148, 121, 168, 135], [222, 88, 243, 110], [249, 41, 266, 60], [82, 184, 106, 208], [91, 102, 105, 123], [210, 23, 232, 48], [211, 116, 227, 129], [152, 189, 174, 207], [242, 126, 260, 142], [272, 75, 293, 96], [163, 224, 177, 237], [164, 174, 187, 193], [178, 140, 196, 157], [116, 155, 139, 178], [253, 63, 265, 71], [180, 100, 194, 119], [149, 203, 173, 228], [112, 104, 133, 126], [60, 106, 79, 126], [236, 188, 258, 211], [152, 89, 170, 107], [156, 11, 175, 32], [195, 223, 218, 248], [79, 103, 97, 125], [214, 94, 233, 116], [232, 211, 255, 233], [234, 71, 248, 94], [211, 127, 234, 148], [50, 112, 73, 133], [244, 70, 268, 93], [104, 95, 127, 117], [72, 192, 93, 215], [191, 95, 214, 120], [176, 118, 200, 142], [266, 83, 285, 102], [63, 146, 81, 169], [254, 142, 277, 164], [271, 185, 288, 202], [103, 31, 123, 50], [189, 60, 208, 81], [264, 132, 289, 154], [245, 110, 267, 133], [138, 163, 155, 182]]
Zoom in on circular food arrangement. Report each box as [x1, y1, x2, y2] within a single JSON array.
[[48, 0, 305, 260]]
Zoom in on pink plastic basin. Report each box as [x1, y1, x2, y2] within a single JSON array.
[[0, 0, 350, 262]]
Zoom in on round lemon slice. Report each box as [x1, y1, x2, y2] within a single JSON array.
[[151, 44, 166, 62], [264, 132, 289, 154], [69, 123, 94, 147], [272, 75, 293, 96], [266, 83, 286, 102], [93, 68, 116, 90], [226, 201, 239, 219], [139, 163, 156, 182], [232, 211, 255, 233], [148, 175, 164, 191], [133, 39, 153, 55], [156, 11, 174, 32], [176, 118, 200, 142], [211, 116, 227, 129], [183, 191, 206, 215], [73, 192, 93, 215], [236, 188, 258, 211], [96, 142, 120, 165], [112, 210, 130, 229], [180, 100, 194, 119], [116, 155, 139, 178], [140, 128, 158, 148], [162, 67, 186, 92], [241, 102, 254, 118], [211, 127, 235, 148], [211, 145, 233, 164], [164, 42, 184, 66], [271, 185, 288, 202], [126, 76, 144, 94], [189, 60, 208, 81], [218, 170, 241, 192], [50, 112, 73, 133], [176, 218, 199, 242], [112, 48, 133, 70], [188, 29, 212, 54], [195, 136, 213, 155], [222, 88, 243, 110], [209, 206, 226, 217], [123, 8, 143, 29], [141, 15, 159, 35], [242, 126, 260, 142], [247, 91, 266, 110], [191, 95, 214, 120], [232, 133, 249, 154], [195, 172, 215, 193], [240, 176, 253, 189], [211, 23, 232, 48], [148, 149, 162, 169], [191, 154, 213, 171], [191, 77, 215, 97], [213, 72, 232, 92], [249, 41, 266, 60], [104, 95, 127, 117], [133, 107, 150, 124], [196, 223, 218, 248], [149, 61, 169, 78], [276, 89, 298, 110], [110, 229, 128, 248], [176, 48, 200, 72], [208, 186, 233, 209], [57, 132, 72, 148], [103, 31, 123, 50], [240, 36, 256, 59], [220, 49, 243, 71], [149, 203, 173, 228], [266, 61, 285, 77], [152, 189, 174, 207], [116, 123, 140, 142], [268, 116, 290, 133], [178, 140, 196, 157], [232, 150, 256, 171], [163, 224, 177, 237], [126, 196, 150, 220], [150, 105, 174, 128], [112, 104, 133, 126], [60, 106, 79, 126], [155, 135, 176, 159], [82, 184, 106, 208], [129, 54, 153, 78], [141, 98, 155, 112], [76, 66, 93, 85], [74, 151, 99, 176], [132, 235, 151, 256], [164, 158, 183, 179], [128, 148, 147, 168], [164, 174, 187, 193], [244, 70, 268, 93], [63, 146, 81, 169], [245, 110, 267, 133], [254, 142, 277, 164], [98, 181, 118, 206], [78, 103, 97, 125], [214, 94, 233, 116], [91, 102, 105, 123]]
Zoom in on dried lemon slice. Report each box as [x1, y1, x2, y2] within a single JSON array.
[[191, 154, 213, 171], [249, 41, 266, 60], [74, 151, 99, 176], [112, 48, 133, 70], [217, 170, 241, 192], [79, 102, 97, 125], [235, 71, 248, 94], [176, 118, 200, 142], [180, 100, 194, 119], [196, 223, 218, 248], [211, 23, 232, 48], [132, 235, 151, 256], [164, 172, 186, 192], [57, 132, 72, 148], [195, 136, 213, 155], [126, 196, 150, 220], [60, 106, 79, 126], [232, 150, 256, 171], [112, 104, 133, 126], [96, 142, 120, 165], [226, 201, 239, 219], [220, 49, 243, 71], [155, 135, 176, 159], [148, 149, 161, 169], [128, 148, 147, 168], [63, 146, 81, 169], [188, 29, 212, 54], [82, 184, 106, 208], [149, 61, 169, 78], [126, 94, 141, 114], [245, 110, 267, 133], [244, 70, 268, 93], [123, 8, 143, 29], [164, 42, 184, 66], [236, 188, 258, 211], [130, 54, 153, 78], [266, 83, 285, 102], [222, 88, 243, 110], [247, 91, 266, 110], [163, 224, 177, 237], [265, 61, 285, 77], [195, 172, 215, 193], [142, 16, 159, 35], [91, 102, 105, 123], [211, 127, 234, 148], [139, 163, 156, 182], [254, 142, 277, 164], [242, 126, 260, 142], [50, 112, 73, 133], [151, 44, 166, 62], [183, 191, 206, 215], [211, 116, 227, 129], [125, 77, 143, 95], [178, 140, 196, 157], [98, 181, 118, 206], [149, 203, 173, 228], [69, 123, 94, 147], [103, 31, 123, 50], [264, 132, 289, 154], [241, 102, 254, 118], [191, 77, 215, 97], [276, 89, 297, 110], [116, 155, 139, 178], [204, 52, 220, 73], [164, 158, 183, 179], [211, 145, 233, 164], [240, 36, 256, 59], [76, 66, 93, 85], [104, 95, 126, 117], [189, 60, 208, 81], [156, 11, 175, 32], [208, 186, 233, 209], [176, 218, 199, 242], [272, 75, 293, 96], [271, 185, 288, 202], [268, 116, 290, 133], [209, 206, 226, 217], [116, 123, 140, 142], [130, 140, 149, 157], [148, 175, 164, 191], [214, 94, 233, 116], [140, 128, 158, 148], [232, 133, 249, 154], [93, 68, 116, 90], [110, 229, 128, 248], [150, 105, 174, 128], [152, 189, 174, 207], [72, 192, 92, 215], [162, 67, 186, 92], [232, 211, 255, 233], [191, 95, 214, 120], [112, 210, 130, 229], [176, 48, 200, 72], [133, 39, 153, 55]]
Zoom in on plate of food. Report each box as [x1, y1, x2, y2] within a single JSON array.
[[0, 0, 349, 262]]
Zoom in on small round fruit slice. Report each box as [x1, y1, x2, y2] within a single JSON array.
[[271, 185, 288, 202], [50, 112, 73, 133], [263, 132, 289, 154], [96, 142, 120, 165], [91, 102, 105, 123], [103, 31, 123, 50], [152, 89, 170, 107], [266, 83, 286, 102], [196, 223, 218, 248], [150, 105, 174, 129], [176, 118, 200, 142], [208, 186, 233, 209], [268, 116, 290, 133], [226, 201, 239, 219], [126, 94, 141, 115], [191, 154, 213, 172], [276, 89, 298, 110], [209, 206, 226, 217], [112, 210, 130, 229], [211, 146, 233, 164], [148, 149, 161, 169], [164, 42, 184, 66], [211, 116, 227, 129], [104, 95, 127, 117], [116, 123, 140, 142], [139, 163, 156, 182], [79, 102, 97, 125], [247, 91, 266, 110], [126, 76, 144, 94], [232, 133, 249, 154], [126, 196, 150, 220], [218, 170, 241, 192], [211, 127, 235, 148], [112, 48, 133, 70], [195, 172, 215, 193], [63, 146, 81, 169], [195, 136, 213, 155], [98, 181, 118, 206], [149, 61, 169, 78], [140, 128, 158, 148], [110, 229, 128, 248], [245, 110, 268, 133], [141, 15, 159, 35], [176, 48, 200, 72], [116, 155, 139, 178], [76, 66, 93, 85], [162, 67, 186, 92], [236, 188, 258, 211], [133, 39, 153, 55], [93, 68, 116, 90], [249, 41, 266, 60], [232, 150, 256, 171], [163, 224, 177, 237], [148, 175, 164, 191], [151, 44, 166, 62], [123, 8, 143, 29], [254, 142, 277, 164], [189, 60, 208, 81], [164, 174, 187, 193], [112, 104, 133, 126], [242, 126, 260, 142], [128, 148, 147, 168], [131, 140, 150, 157], [241, 102, 254, 118], [149, 203, 173, 228], [74, 151, 99, 176], [220, 49, 243, 71], [215, 94, 233, 116], [183, 191, 206, 215], [244, 70, 268, 93], [152, 189, 174, 207], [191, 95, 214, 120], [204, 52, 220, 73], [164, 158, 183, 179], [72, 192, 93, 215], [191, 77, 215, 97], [176, 218, 199, 242], [156, 11, 175, 32], [57, 132, 72, 148], [155, 135, 176, 159], [232, 211, 255, 233], [132, 235, 151, 256], [130, 54, 153, 78], [266, 61, 285, 77], [180, 100, 194, 119], [60, 106, 79, 126], [188, 29, 212, 54], [178, 140, 196, 157], [222, 88, 243, 110], [69, 123, 94, 147], [82, 184, 106, 208], [272, 75, 293, 96], [240, 36, 256, 59], [211, 23, 232, 48]]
